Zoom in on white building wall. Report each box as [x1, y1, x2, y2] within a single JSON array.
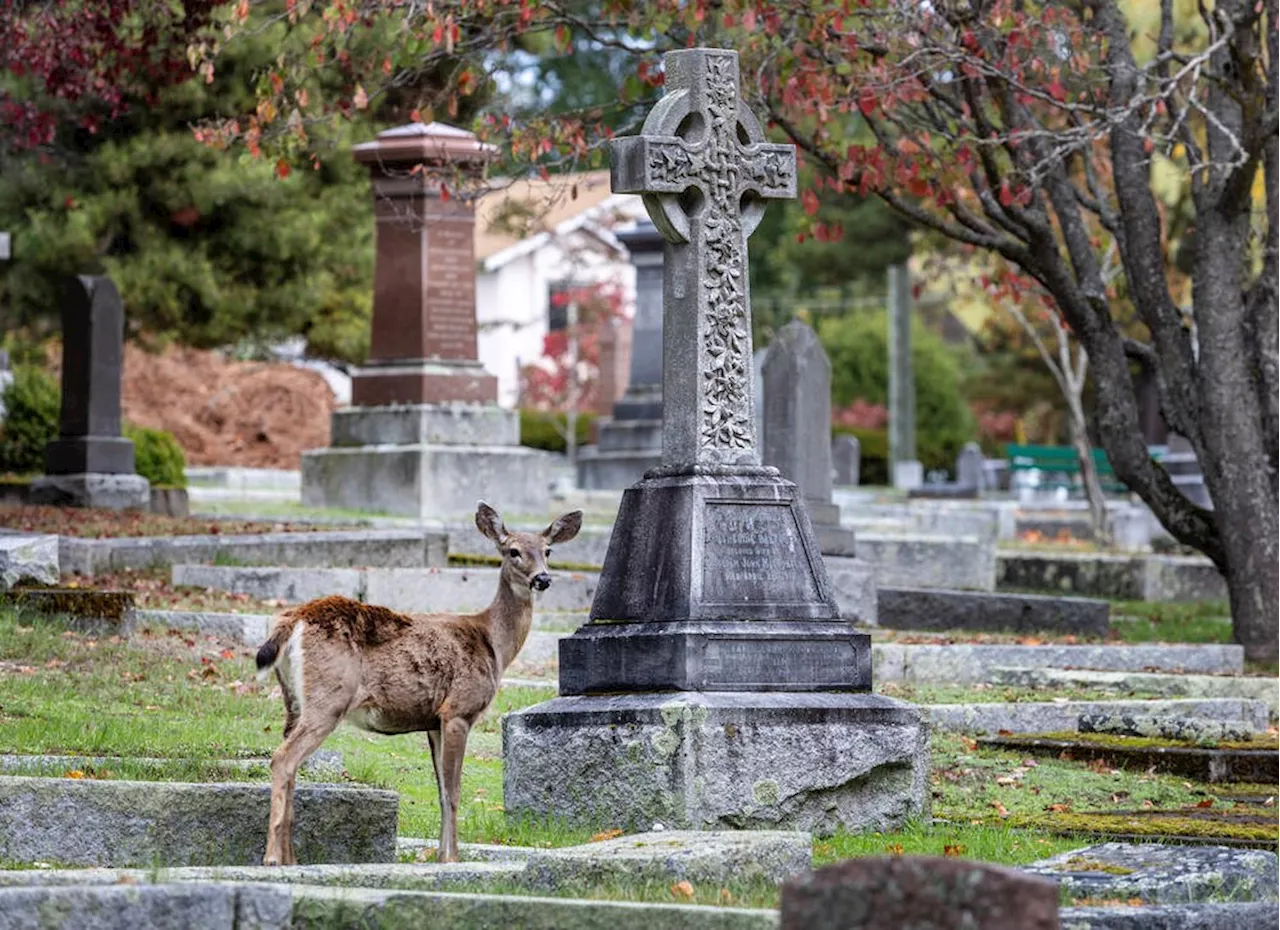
[[477, 231, 639, 408]]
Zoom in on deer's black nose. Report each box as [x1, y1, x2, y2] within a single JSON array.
[[531, 573, 552, 591]]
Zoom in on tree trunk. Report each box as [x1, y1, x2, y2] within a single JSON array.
[[1065, 399, 1110, 545]]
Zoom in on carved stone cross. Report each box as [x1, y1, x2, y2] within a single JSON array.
[[612, 48, 796, 469]]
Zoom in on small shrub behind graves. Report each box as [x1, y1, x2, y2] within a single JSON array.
[[124, 423, 187, 488], [519, 410, 595, 453], [0, 366, 60, 475]]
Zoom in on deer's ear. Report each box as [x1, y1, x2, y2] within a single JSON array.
[[475, 501, 506, 542], [544, 510, 583, 545]]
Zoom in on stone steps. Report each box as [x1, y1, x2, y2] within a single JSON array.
[[873, 642, 1244, 682], [170, 564, 599, 614], [922, 697, 1269, 737], [62, 528, 448, 577], [988, 667, 1279, 717]]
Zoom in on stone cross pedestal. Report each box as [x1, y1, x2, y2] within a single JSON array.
[[504, 49, 927, 837], [575, 220, 665, 488], [31, 276, 150, 510], [301, 123, 552, 518]]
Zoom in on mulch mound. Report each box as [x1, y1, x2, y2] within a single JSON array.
[[120, 344, 334, 469]]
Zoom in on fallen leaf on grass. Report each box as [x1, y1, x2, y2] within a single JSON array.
[[943, 844, 967, 857], [1046, 803, 1072, 813], [884, 843, 904, 855], [995, 776, 1019, 786], [590, 829, 624, 843], [670, 880, 694, 900], [718, 888, 734, 905], [991, 802, 1009, 818], [1196, 798, 1214, 808], [64, 770, 86, 779]]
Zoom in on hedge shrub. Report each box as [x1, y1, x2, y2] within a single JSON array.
[[124, 423, 187, 488], [0, 366, 60, 475], [520, 410, 596, 454], [819, 311, 975, 476]]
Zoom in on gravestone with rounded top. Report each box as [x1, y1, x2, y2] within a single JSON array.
[[576, 220, 665, 488], [781, 856, 1061, 930], [301, 122, 552, 518], [504, 48, 926, 836], [31, 276, 149, 510], [833, 434, 860, 486], [763, 320, 857, 557]]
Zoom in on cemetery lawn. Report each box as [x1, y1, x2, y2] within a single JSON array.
[[0, 505, 359, 538], [0, 606, 1268, 897], [69, 568, 284, 615]]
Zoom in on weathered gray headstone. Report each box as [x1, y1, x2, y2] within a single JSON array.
[[887, 264, 922, 490], [576, 220, 665, 489], [763, 320, 857, 557], [30, 276, 150, 510], [832, 434, 860, 486], [956, 441, 986, 491], [504, 47, 926, 836], [781, 856, 1061, 930]]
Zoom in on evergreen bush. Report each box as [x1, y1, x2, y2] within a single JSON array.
[[0, 366, 60, 475], [124, 423, 186, 488]]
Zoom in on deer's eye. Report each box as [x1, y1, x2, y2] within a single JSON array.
[[545, 549, 552, 558], [508, 548, 521, 559]]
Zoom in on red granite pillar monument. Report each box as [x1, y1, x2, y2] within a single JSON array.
[[351, 123, 498, 406], [301, 123, 553, 519]]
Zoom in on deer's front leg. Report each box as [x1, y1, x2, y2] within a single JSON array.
[[437, 716, 472, 863]]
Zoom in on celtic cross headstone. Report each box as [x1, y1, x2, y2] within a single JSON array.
[[504, 48, 925, 842], [611, 49, 795, 467]]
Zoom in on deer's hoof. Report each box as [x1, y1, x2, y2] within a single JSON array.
[[263, 856, 280, 867]]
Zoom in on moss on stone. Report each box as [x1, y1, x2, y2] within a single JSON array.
[[2, 588, 135, 623], [1060, 856, 1135, 875], [1011, 809, 1279, 846], [1031, 730, 1279, 752]]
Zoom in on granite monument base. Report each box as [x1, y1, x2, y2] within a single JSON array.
[[503, 692, 930, 836], [30, 473, 150, 510], [560, 620, 872, 693], [301, 404, 552, 519]]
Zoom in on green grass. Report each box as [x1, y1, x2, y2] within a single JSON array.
[[0, 604, 1265, 885], [1110, 600, 1233, 644]]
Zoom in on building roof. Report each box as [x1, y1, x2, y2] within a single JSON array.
[[475, 170, 633, 268]]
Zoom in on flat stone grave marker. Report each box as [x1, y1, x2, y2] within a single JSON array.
[[781, 855, 1061, 930], [1025, 842, 1279, 905], [0, 534, 58, 590], [978, 731, 1279, 783], [1, 587, 135, 630], [0, 776, 398, 867]]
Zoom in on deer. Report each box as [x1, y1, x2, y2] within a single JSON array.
[[253, 501, 583, 866]]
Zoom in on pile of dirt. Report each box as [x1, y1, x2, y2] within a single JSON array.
[[121, 344, 334, 469]]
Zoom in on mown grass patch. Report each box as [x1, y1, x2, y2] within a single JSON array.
[[1110, 600, 1233, 645]]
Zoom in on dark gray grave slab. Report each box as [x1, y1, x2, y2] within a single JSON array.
[[31, 276, 149, 509], [0, 777, 398, 867], [1026, 843, 1279, 905], [781, 855, 1061, 930], [877, 586, 1110, 637]]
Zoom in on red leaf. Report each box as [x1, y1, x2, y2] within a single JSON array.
[[858, 87, 876, 117], [801, 188, 820, 216], [275, 159, 291, 179], [1047, 79, 1066, 103], [999, 181, 1014, 207]]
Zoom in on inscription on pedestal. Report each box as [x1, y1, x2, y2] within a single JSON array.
[[424, 221, 477, 359], [701, 638, 857, 689], [701, 501, 820, 606]]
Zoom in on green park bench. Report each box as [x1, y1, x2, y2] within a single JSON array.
[[1005, 443, 1135, 494]]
